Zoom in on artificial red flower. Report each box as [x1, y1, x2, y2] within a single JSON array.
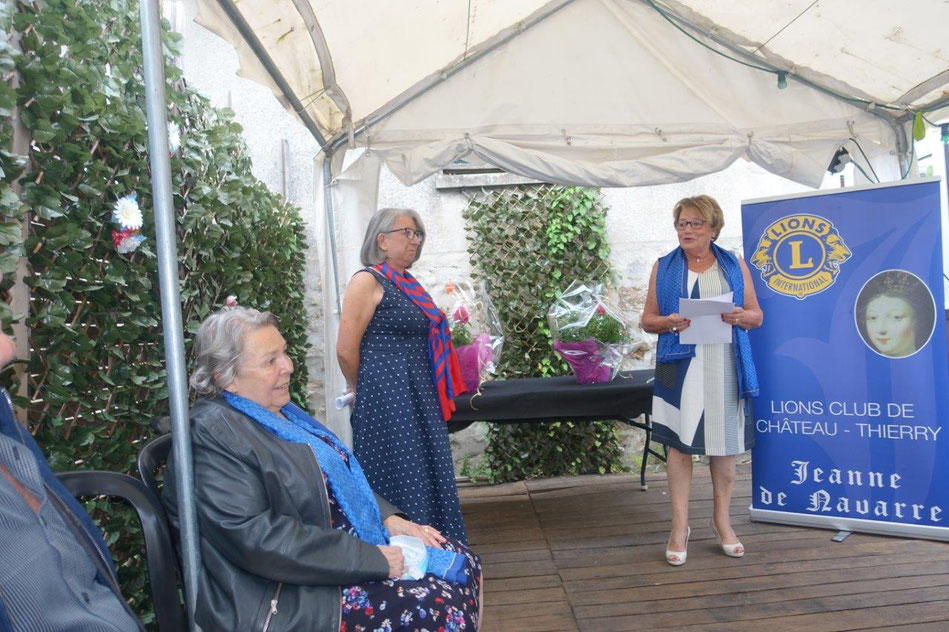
[[112, 228, 135, 249]]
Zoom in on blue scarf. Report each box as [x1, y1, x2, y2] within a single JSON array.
[[222, 392, 467, 583], [655, 244, 759, 398]]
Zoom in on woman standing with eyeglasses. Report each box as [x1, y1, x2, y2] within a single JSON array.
[[641, 195, 763, 566], [337, 208, 470, 542]]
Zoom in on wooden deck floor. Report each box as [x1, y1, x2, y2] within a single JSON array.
[[459, 464, 949, 632]]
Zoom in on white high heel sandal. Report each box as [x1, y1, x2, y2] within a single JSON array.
[[665, 526, 691, 566], [710, 521, 745, 558]]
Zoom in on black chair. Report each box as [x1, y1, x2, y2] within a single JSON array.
[[56, 470, 187, 632], [137, 432, 173, 499], [136, 434, 187, 611]]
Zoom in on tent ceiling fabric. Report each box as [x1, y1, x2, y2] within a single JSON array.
[[353, 0, 899, 188], [196, 0, 551, 140], [666, 0, 949, 108], [195, 0, 945, 186]]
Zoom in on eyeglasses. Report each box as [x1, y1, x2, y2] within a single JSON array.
[[383, 228, 425, 242], [674, 219, 708, 231]]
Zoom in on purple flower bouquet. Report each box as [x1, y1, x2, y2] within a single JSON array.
[[553, 338, 612, 384], [548, 281, 633, 384], [456, 333, 494, 392], [444, 280, 505, 393]]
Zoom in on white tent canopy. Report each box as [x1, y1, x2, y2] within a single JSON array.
[[345, 0, 898, 189], [193, 0, 948, 436], [196, 0, 949, 186]]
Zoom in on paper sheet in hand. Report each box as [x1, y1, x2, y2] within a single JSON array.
[[678, 292, 733, 344]]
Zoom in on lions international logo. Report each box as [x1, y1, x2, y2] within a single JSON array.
[[750, 214, 851, 299]]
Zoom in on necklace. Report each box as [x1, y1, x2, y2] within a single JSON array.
[[687, 252, 710, 263]]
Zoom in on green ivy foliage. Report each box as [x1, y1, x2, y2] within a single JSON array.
[[1, 0, 311, 625], [0, 0, 26, 319], [463, 185, 623, 482], [558, 311, 627, 344]]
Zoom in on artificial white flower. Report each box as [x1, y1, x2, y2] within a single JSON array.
[[112, 194, 143, 230], [167, 121, 181, 153], [116, 233, 146, 255]]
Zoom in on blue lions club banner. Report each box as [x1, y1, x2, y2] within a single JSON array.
[[742, 179, 949, 540]]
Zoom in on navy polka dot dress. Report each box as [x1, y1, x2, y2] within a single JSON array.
[[352, 269, 468, 543]]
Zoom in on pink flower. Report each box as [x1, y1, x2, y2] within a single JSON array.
[[596, 305, 606, 315], [225, 295, 238, 307], [452, 305, 470, 324]]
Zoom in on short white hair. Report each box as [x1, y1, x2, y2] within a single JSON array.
[[189, 306, 278, 397], [360, 207, 426, 267]]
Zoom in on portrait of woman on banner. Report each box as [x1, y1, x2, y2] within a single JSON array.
[[855, 269, 936, 359]]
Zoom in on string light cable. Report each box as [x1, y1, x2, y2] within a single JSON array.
[[921, 113, 947, 128], [644, 0, 949, 177], [644, 0, 773, 73], [899, 141, 916, 180], [921, 114, 949, 143], [852, 161, 878, 184], [644, 0, 910, 114], [846, 137, 881, 182]]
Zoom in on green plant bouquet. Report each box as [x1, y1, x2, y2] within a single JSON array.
[[445, 279, 505, 393], [548, 281, 635, 383]]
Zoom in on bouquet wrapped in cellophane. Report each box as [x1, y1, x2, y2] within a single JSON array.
[[445, 279, 505, 393], [547, 281, 647, 384]]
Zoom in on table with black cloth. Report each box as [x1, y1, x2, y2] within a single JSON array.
[[449, 369, 664, 490]]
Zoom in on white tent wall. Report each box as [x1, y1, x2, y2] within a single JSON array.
[[917, 128, 949, 304], [318, 152, 382, 442]]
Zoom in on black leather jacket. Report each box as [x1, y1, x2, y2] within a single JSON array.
[[163, 398, 399, 632]]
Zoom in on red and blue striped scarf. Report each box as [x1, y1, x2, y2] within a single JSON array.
[[374, 262, 465, 420]]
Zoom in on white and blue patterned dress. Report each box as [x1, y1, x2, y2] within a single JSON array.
[[652, 262, 754, 456], [351, 269, 468, 542]]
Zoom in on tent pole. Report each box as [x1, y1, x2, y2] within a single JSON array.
[[323, 150, 342, 313], [138, 1, 200, 628]]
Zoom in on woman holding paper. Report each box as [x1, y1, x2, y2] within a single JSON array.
[[641, 195, 763, 566]]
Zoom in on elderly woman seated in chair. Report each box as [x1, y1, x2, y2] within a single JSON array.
[[163, 306, 482, 632]]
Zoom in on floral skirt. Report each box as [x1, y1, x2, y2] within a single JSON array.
[[330, 487, 482, 631]]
